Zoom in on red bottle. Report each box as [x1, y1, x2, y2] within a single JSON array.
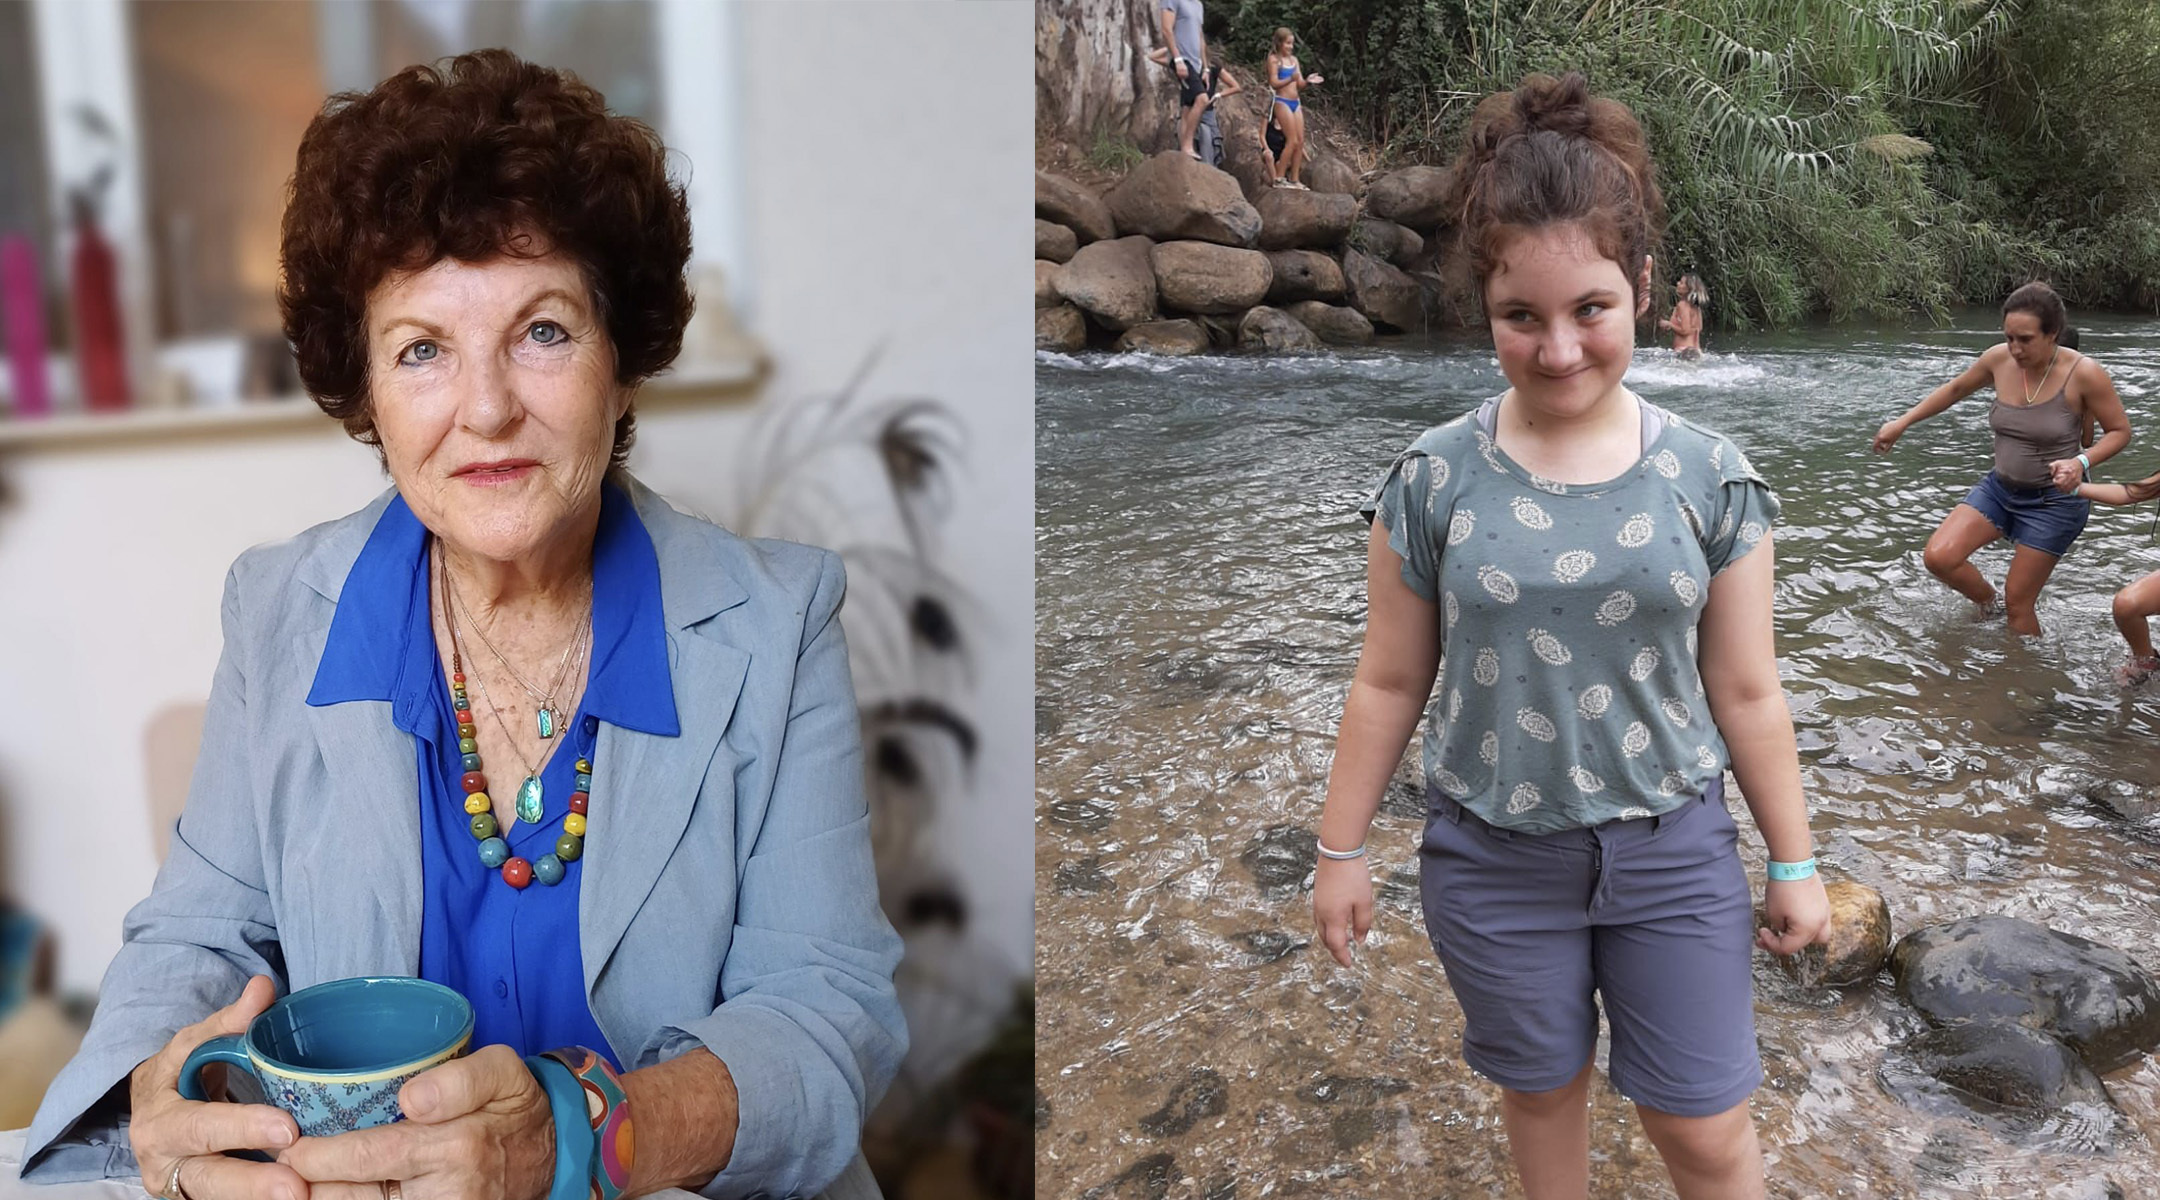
[[69, 194, 130, 411]]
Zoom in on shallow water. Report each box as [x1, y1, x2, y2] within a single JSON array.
[[1036, 315, 2160, 1198]]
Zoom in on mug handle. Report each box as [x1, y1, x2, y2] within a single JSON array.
[[177, 1033, 255, 1102], [177, 1034, 276, 1162]]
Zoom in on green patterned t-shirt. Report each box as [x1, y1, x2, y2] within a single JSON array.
[[1360, 395, 1779, 834]]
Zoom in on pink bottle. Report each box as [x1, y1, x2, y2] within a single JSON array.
[[69, 195, 130, 411], [0, 234, 50, 417]]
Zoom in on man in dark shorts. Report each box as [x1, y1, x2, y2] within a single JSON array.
[[1160, 0, 1208, 159]]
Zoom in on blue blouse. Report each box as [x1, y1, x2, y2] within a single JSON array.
[[306, 481, 679, 1068]]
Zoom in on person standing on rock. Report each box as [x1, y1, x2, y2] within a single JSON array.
[[1871, 282, 2131, 636], [1266, 27, 1323, 188], [1660, 273, 1708, 360], [1311, 72, 1830, 1200], [1159, 0, 1209, 161]]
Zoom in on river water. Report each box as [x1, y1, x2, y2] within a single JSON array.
[[1035, 314, 2160, 1199]]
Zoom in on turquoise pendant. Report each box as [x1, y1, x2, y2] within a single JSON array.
[[537, 707, 556, 739], [516, 775, 545, 825]]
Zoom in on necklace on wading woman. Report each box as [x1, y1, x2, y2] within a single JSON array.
[[2021, 347, 2060, 406], [438, 544, 594, 889]]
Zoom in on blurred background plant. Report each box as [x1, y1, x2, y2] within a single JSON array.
[[1206, 0, 2160, 327], [717, 350, 1027, 1199]]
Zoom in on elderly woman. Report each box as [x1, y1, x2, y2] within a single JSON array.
[[22, 50, 903, 1200]]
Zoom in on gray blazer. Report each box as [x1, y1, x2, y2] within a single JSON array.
[[24, 477, 906, 1200]]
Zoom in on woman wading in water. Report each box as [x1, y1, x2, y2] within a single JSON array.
[[1311, 72, 1829, 1200], [1872, 283, 2131, 635]]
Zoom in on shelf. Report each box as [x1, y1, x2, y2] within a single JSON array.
[[0, 356, 765, 453]]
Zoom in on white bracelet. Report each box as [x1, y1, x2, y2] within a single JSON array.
[[2078, 452, 2092, 471], [1316, 837, 1366, 860]]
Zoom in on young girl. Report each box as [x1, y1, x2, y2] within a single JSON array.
[[2072, 468, 2160, 686], [1265, 28, 1323, 189], [1311, 73, 1829, 1200]]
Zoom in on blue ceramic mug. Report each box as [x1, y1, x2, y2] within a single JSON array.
[[179, 977, 474, 1138]]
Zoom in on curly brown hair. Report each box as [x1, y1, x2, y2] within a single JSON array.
[[278, 48, 693, 468], [1441, 72, 1665, 310]]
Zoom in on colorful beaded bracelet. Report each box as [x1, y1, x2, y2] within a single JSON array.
[[542, 1046, 634, 1200], [524, 1054, 596, 1200]]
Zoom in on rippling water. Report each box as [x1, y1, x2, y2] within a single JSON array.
[[1036, 315, 2160, 1198]]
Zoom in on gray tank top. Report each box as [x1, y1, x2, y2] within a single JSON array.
[[1990, 382, 2080, 490]]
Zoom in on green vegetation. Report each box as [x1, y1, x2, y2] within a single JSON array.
[[1086, 123, 1146, 174], [1219, 0, 2160, 327]]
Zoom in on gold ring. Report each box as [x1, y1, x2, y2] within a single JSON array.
[[161, 1157, 193, 1200]]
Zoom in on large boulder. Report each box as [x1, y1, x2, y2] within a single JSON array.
[[1036, 304, 1087, 352], [1037, 219, 1079, 264], [1036, 171, 1117, 244], [1255, 188, 1356, 250], [1035, 261, 1063, 309], [1891, 915, 2160, 1071], [1238, 306, 1322, 352], [1152, 241, 1271, 314], [1284, 301, 1373, 346], [1342, 249, 1426, 333], [1264, 251, 1346, 304], [1896, 1020, 2111, 1110], [1115, 319, 1210, 356], [1056, 236, 1159, 330], [1777, 879, 1893, 988], [1366, 165, 1453, 230], [1104, 152, 1262, 247], [1304, 155, 1360, 197], [1351, 218, 1425, 269]]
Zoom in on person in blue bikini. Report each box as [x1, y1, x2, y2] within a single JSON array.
[[25, 50, 901, 1200], [1873, 282, 2131, 636], [1265, 27, 1323, 189]]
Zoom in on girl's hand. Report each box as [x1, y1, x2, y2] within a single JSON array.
[[1870, 420, 1905, 453], [1313, 856, 1374, 967], [1756, 875, 1832, 956], [277, 1045, 557, 1200]]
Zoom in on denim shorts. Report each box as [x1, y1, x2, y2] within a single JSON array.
[[1962, 471, 2090, 558], [1417, 778, 1763, 1117]]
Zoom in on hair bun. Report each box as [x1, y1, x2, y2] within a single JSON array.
[[1511, 72, 1595, 138]]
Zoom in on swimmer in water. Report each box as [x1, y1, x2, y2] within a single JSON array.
[[1660, 273, 1707, 360]]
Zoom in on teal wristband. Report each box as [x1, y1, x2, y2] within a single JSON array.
[[525, 1055, 597, 1200], [1767, 857, 1817, 882]]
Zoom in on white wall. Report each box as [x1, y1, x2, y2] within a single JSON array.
[[0, 2, 1032, 997]]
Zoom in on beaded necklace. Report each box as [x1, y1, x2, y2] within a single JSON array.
[[438, 541, 594, 890]]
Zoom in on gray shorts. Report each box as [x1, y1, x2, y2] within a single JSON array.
[[1418, 777, 1762, 1117]]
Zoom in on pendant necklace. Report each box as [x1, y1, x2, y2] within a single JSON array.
[[2022, 347, 2061, 407], [447, 569, 589, 740], [438, 542, 595, 888]]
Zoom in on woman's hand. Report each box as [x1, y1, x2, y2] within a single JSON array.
[[1870, 419, 1907, 453], [1755, 875, 1832, 957], [2047, 457, 2085, 492], [1313, 855, 1374, 967], [1306, 73, 1324, 85], [277, 1045, 556, 1200], [128, 975, 306, 1200]]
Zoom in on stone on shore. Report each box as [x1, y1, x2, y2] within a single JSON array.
[[1263, 251, 1346, 304], [1036, 260, 1063, 309], [1237, 306, 1322, 352], [1115, 320, 1210, 356], [1255, 187, 1356, 250], [1036, 303, 1087, 352], [1104, 152, 1263, 248], [1037, 170, 1117, 244], [1055, 236, 1159, 330], [1890, 915, 2160, 1071], [1304, 155, 1360, 197], [1037, 219, 1079, 263], [1352, 217, 1426, 268], [1342, 249, 1425, 333], [1284, 301, 1373, 346], [1365, 165, 1454, 230], [1152, 241, 1272, 314]]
